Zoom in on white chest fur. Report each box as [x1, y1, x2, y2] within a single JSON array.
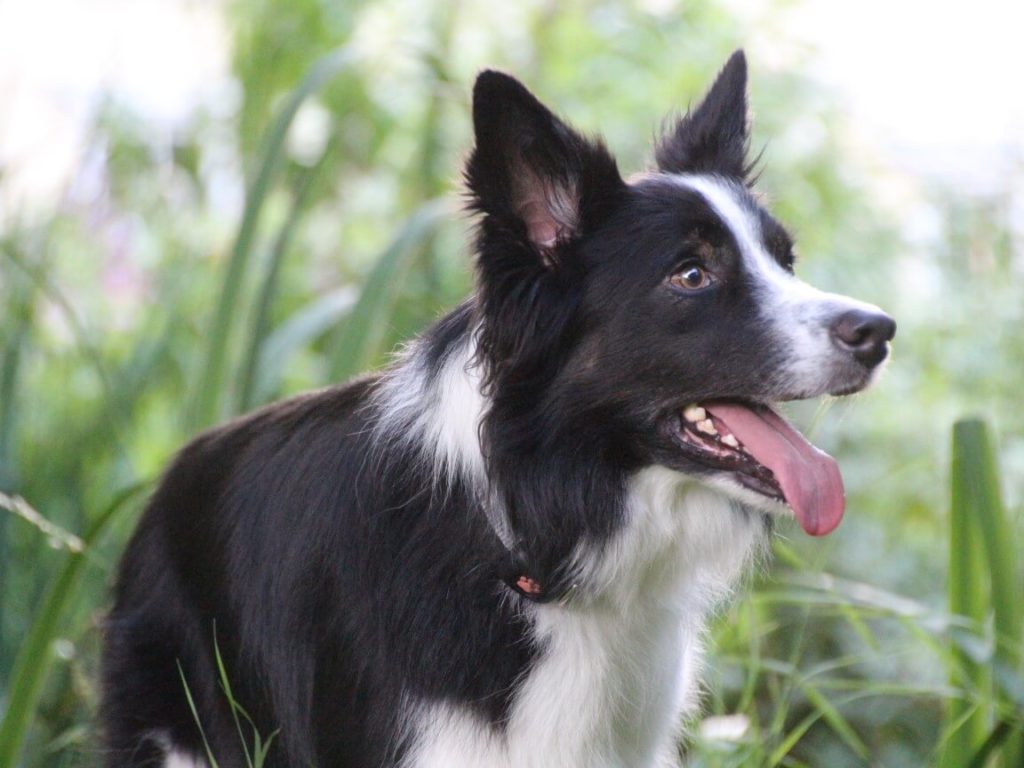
[[406, 468, 765, 768]]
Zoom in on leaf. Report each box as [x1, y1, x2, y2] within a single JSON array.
[[941, 418, 1023, 767], [190, 46, 360, 430], [236, 138, 336, 413], [326, 197, 451, 382], [250, 287, 358, 404]]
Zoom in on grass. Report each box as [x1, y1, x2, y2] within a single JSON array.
[[941, 419, 1023, 768], [176, 631, 279, 768], [325, 197, 452, 382], [190, 46, 361, 431], [690, 424, 1024, 767], [0, 484, 148, 767]]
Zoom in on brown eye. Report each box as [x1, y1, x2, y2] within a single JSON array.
[[670, 264, 713, 291]]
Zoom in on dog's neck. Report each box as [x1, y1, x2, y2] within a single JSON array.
[[372, 313, 766, 607], [376, 313, 764, 768], [373, 312, 768, 767]]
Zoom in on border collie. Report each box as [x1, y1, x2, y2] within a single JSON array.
[[101, 50, 894, 768]]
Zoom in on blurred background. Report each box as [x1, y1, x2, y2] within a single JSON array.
[[1, 0, 1022, 766]]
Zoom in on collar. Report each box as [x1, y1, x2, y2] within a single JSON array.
[[498, 552, 577, 605]]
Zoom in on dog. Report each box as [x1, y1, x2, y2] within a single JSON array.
[[100, 50, 894, 768]]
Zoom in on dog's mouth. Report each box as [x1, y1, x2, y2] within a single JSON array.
[[672, 400, 844, 536]]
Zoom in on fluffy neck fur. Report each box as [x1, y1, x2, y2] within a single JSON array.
[[375, 305, 765, 601], [374, 307, 767, 767]]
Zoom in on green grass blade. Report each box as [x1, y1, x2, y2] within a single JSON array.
[[254, 729, 279, 768], [0, 252, 35, 490], [209, 625, 282, 766], [249, 287, 357, 405], [941, 418, 1000, 766], [0, 482, 148, 767], [326, 198, 451, 382], [408, 2, 458, 298], [967, 721, 1016, 768], [952, 419, 1023, 766], [954, 421, 1021, 657], [211, 628, 254, 768], [800, 683, 869, 760], [190, 46, 359, 430], [943, 461, 988, 765], [235, 138, 335, 413], [767, 709, 821, 767], [0, 240, 37, 667], [177, 661, 220, 768], [0, 244, 130, 459]]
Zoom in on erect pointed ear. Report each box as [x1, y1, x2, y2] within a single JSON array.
[[465, 70, 624, 266], [655, 50, 752, 180]]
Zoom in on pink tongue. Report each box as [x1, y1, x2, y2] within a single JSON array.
[[704, 402, 845, 536]]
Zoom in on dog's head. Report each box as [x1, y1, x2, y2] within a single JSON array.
[[465, 51, 894, 539]]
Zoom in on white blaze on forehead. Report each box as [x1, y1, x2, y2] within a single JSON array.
[[666, 174, 794, 287], [664, 173, 885, 315], [665, 172, 841, 319], [664, 173, 887, 396]]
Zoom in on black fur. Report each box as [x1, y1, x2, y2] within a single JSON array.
[[102, 374, 542, 767], [655, 50, 754, 181], [101, 51, 893, 768]]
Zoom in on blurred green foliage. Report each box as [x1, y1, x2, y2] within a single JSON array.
[[1, 0, 1022, 765]]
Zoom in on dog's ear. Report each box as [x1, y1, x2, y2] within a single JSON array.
[[465, 71, 624, 267], [655, 50, 751, 180]]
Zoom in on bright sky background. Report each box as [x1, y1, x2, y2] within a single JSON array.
[[1, 0, 1022, 211], [784, 0, 1024, 193], [0, 0, 228, 214]]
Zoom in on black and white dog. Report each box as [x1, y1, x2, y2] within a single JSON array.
[[101, 51, 894, 768]]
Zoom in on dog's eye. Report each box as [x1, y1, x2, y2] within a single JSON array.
[[669, 264, 713, 291]]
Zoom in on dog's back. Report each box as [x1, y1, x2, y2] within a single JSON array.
[[103, 359, 544, 764], [102, 380, 394, 765]]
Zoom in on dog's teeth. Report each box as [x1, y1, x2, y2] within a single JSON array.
[[721, 434, 740, 448], [696, 419, 717, 436], [684, 405, 707, 423]]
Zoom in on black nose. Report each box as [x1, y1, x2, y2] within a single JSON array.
[[830, 309, 896, 367]]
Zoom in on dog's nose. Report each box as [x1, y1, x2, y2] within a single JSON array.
[[830, 309, 896, 367]]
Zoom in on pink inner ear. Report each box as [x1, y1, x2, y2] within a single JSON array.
[[514, 170, 579, 256], [519, 199, 559, 249]]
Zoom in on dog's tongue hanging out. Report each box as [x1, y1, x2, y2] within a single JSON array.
[[707, 402, 845, 536]]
